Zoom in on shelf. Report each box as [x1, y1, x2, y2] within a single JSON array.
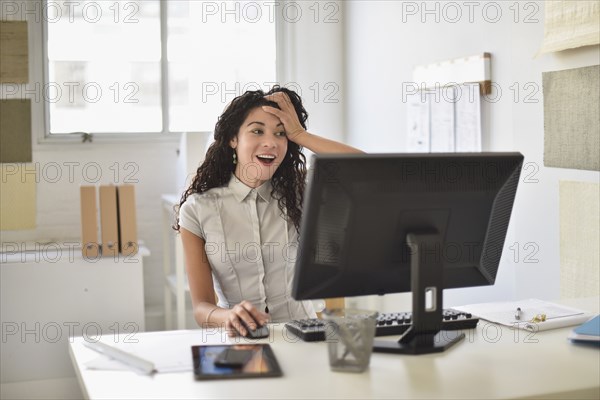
[[162, 193, 187, 330], [166, 273, 190, 294]]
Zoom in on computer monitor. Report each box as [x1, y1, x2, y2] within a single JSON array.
[[292, 152, 524, 354]]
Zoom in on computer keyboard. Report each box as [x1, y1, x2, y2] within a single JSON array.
[[284, 309, 478, 342]]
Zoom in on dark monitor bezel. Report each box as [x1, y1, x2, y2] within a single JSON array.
[[292, 152, 524, 301]]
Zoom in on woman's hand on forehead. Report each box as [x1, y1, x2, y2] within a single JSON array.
[[262, 92, 305, 141]]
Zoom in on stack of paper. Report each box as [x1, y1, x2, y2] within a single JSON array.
[[84, 329, 235, 373], [454, 299, 591, 332]]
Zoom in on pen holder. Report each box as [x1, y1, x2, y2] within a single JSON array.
[[323, 308, 378, 373]]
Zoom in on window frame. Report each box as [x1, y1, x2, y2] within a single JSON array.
[[40, 0, 285, 144]]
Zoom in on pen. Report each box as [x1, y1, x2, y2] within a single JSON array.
[[83, 340, 155, 375], [515, 307, 522, 320]]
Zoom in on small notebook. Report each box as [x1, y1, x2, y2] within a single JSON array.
[[568, 315, 600, 345]]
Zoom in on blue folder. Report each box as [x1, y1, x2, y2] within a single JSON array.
[[573, 315, 600, 337], [570, 315, 600, 347]]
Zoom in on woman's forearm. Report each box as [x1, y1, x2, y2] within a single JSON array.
[[292, 130, 364, 154], [194, 302, 223, 327]]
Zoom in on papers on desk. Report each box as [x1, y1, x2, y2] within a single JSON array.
[[85, 330, 233, 374], [454, 299, 591, 332]]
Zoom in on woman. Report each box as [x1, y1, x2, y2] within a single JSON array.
[[176, 87, 361, 336]]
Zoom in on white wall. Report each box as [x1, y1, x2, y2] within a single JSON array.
[[342, 0, 599, 311], [3, 0, 598, 338], [1, 3, 182, 332], [277, 0, 346, 148], [1, 0, 349, 336]]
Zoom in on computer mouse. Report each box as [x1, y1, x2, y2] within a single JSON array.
[[240, 318, 270, 339]]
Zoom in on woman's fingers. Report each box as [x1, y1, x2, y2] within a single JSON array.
[[227, 301, 269, 337], [264, 91, 293, 111], [233, 305, 254, 334], [261, 106, 305, 141], [239, 300, 270, 326], [263, 92, 305, 141], [245, 306, 269, 327]]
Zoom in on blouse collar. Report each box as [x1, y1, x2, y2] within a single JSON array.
[[228, 174, 273, 203]]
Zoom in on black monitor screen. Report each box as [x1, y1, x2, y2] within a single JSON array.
[[292, 152, 524, 300]]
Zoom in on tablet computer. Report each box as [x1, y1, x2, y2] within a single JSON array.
[[191, 344, 283, 380]]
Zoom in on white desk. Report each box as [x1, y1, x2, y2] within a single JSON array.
[[69, 298, 600, 399]]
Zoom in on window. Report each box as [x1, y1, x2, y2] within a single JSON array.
[[44, 0, 277, 135]]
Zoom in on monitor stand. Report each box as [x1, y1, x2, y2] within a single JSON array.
[[373, 232, 465, 355]]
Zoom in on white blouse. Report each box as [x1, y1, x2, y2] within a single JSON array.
[[179, 174, 316, 322]]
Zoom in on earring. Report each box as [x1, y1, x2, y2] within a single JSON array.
[[233, 152, 237, 165]]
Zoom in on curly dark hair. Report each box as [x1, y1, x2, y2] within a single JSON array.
[[174, 86, 308, 232]]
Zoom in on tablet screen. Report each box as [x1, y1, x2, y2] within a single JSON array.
[[191, 344, 283, 380]]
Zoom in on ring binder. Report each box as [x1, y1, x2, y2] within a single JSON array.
[[99, 185, 119, 257], [80, 186, 99, 259]]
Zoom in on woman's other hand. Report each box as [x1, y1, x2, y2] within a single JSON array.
[[225, 300, 270, 337]]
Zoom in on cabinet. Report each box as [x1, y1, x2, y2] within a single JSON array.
[[0, 244, 148, 383]]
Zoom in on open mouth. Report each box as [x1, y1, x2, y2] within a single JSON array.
[[256, 154, 276, 166]]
